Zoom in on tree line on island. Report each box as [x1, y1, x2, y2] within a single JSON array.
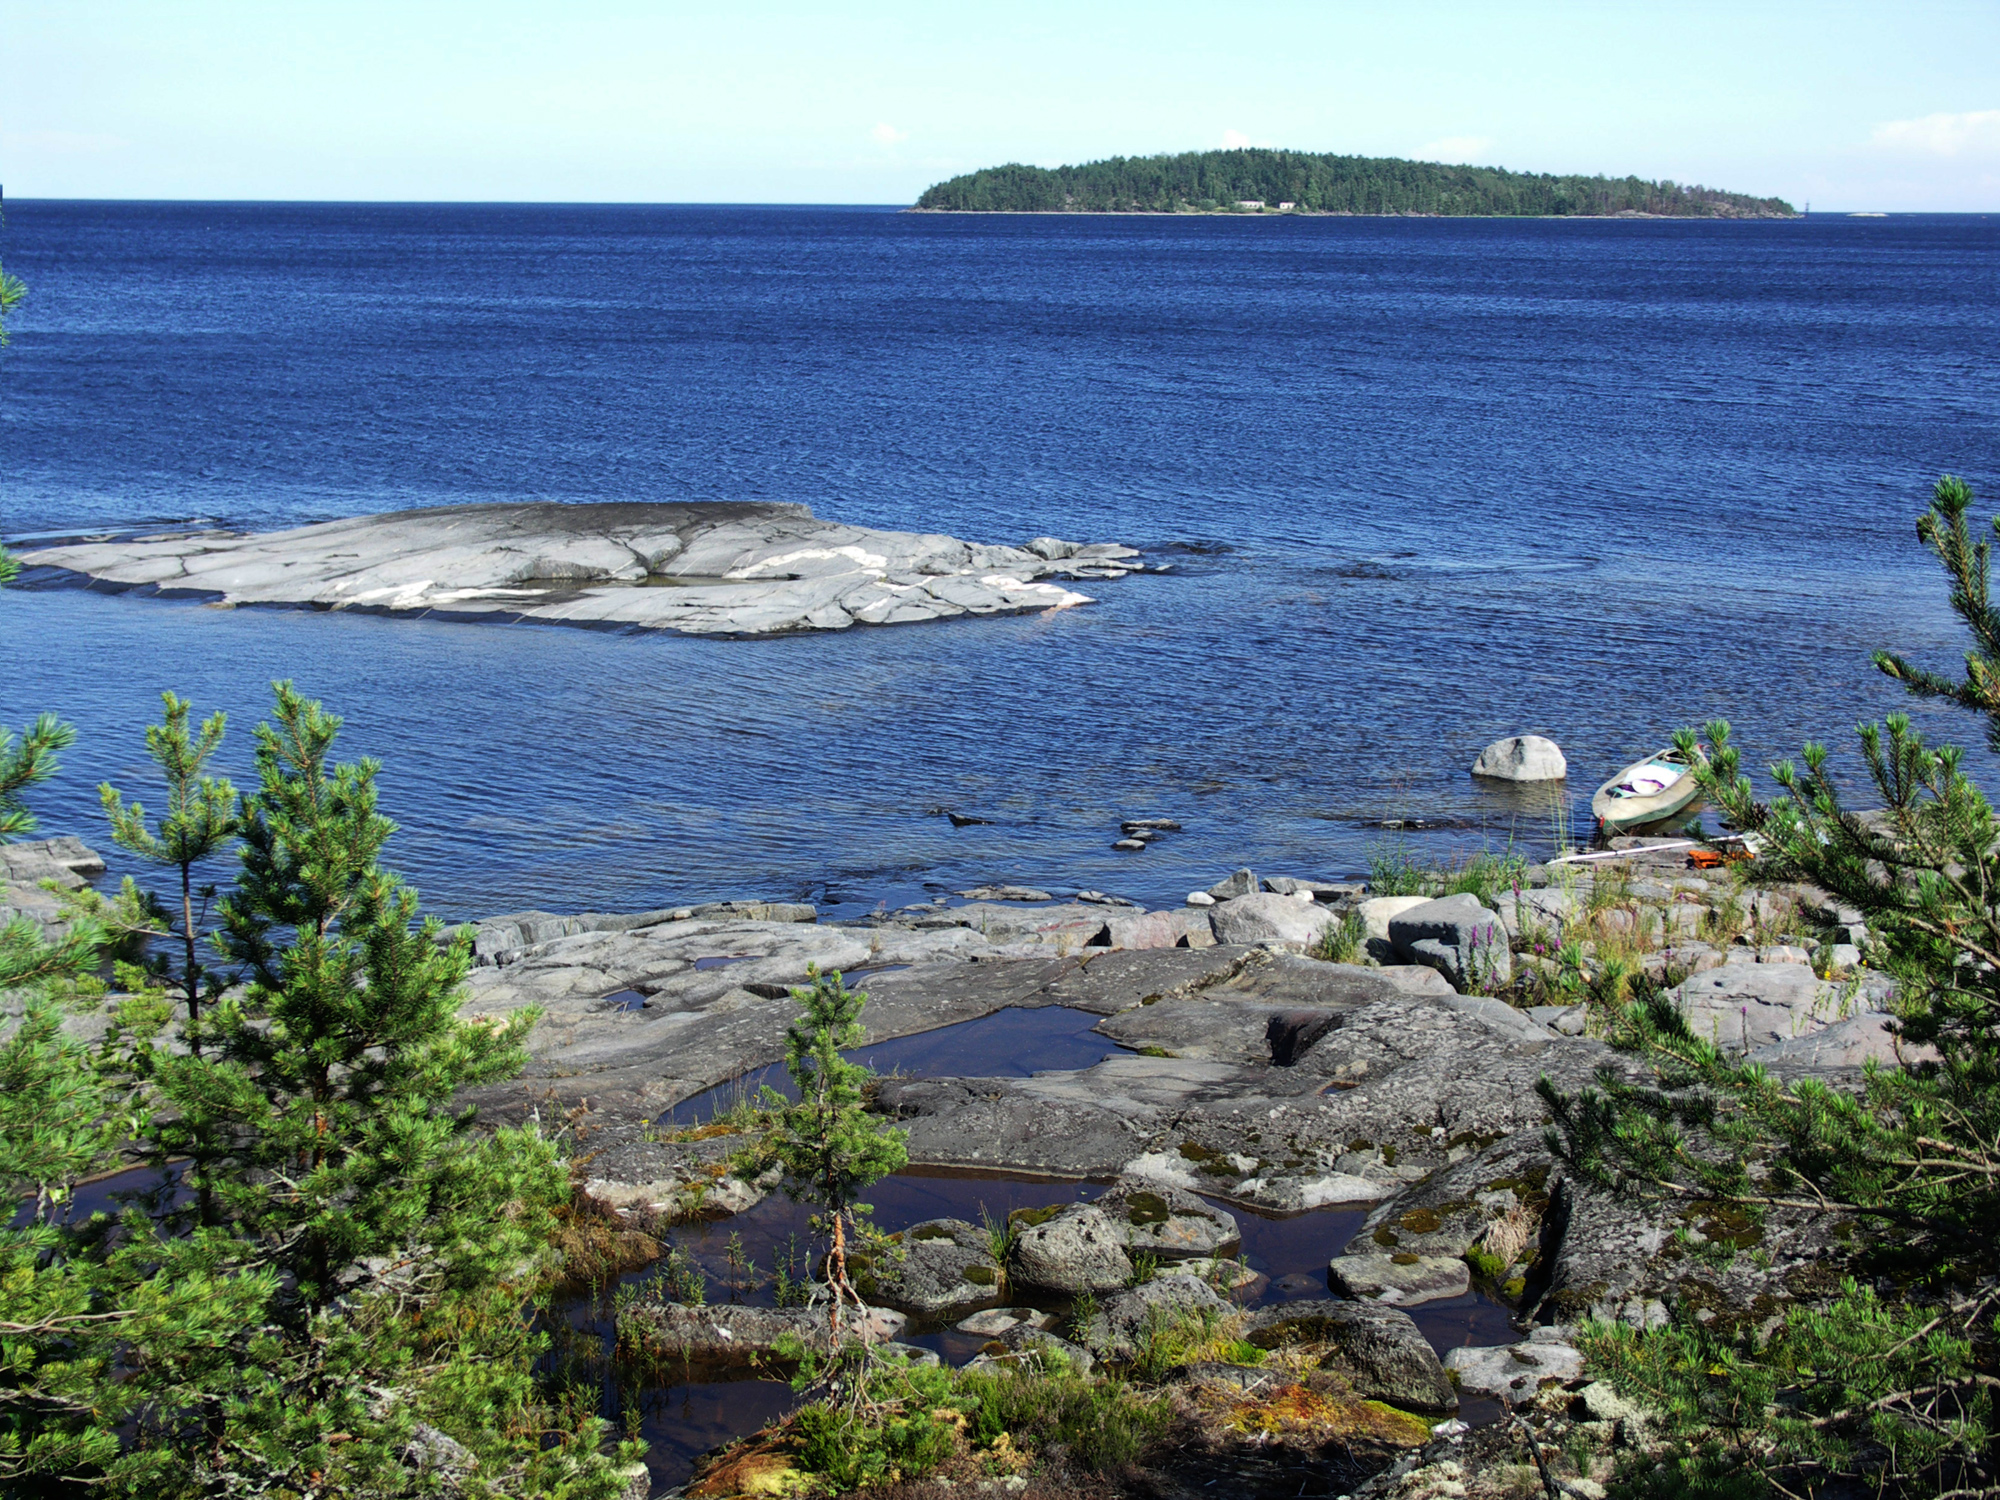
[[914, 147, 1797, 218]]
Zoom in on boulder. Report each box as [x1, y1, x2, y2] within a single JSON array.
[[1471, 735, 1568, 783], [1010, 1203, 1133, 1294], [851, 1218, 1002, 1318], [1358, 896, 1432, 944], [1078, 1275, 1233, 1361], [1209, 893, 1330, 948], [1327, 1252, 1472, 1306], [1096, 1180, 1241, 1262], [1443, 1332, 1583, 1401], [1207, 868, 1259, 901], [1244, 1299, 1456, 1412], [1100, 907, 1216, 951], [1388, 893, 1512, 991]]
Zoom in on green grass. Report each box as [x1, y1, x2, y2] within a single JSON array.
[[1310, 909, 1367, 964], [1366, 845, 1432, 896]]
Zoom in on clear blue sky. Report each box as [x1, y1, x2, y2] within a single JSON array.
[[6, 0, 1997, 209]]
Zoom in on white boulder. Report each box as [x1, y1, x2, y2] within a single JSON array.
[[1471, 735, 1568, 783]]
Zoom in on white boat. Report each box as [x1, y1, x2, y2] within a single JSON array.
[[1591, 746, 1704, 834]]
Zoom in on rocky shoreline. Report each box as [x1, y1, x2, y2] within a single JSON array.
[[14, 501, 1151, 637], [5, 829, 1898, 1496]]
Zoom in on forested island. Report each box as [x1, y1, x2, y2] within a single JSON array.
[[914, 147, 1797, 217]]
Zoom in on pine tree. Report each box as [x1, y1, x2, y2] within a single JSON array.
[[153, 680, 552, 1305], [99, 692, 237, 1053], [0, 714, 73, 844], [764, 966, 909, 1350]]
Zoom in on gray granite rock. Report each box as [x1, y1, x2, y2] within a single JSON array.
[[852, 1218, 1003, 1318], [1671, 959, 1844, 1053], [1443, 1333, 1583, 1400], [21, 502, 1144, 638], [1209, 892, 1331, 948], [1244, 1299, 1456, 1412], [1098, 907, 1216, 951], [1095, 1180, 1241, 1262], [1010, 1203, 1133, 1294], [1388, 893, 1512, 991], [1470, 735, 1568, 782], [1327, 1253, 1471, 1306]]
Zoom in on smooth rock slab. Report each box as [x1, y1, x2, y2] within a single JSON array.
[[21, 502, 1143, 637], [1328, 1252, 1473, 1306]]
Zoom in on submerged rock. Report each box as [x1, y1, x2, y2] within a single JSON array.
[[20, 501, 1145, 637]]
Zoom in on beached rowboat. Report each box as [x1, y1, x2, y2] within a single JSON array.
[[1591, 746, 1703, 834]]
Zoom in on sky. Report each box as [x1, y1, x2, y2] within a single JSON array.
[[4, 1, 1998, 210]]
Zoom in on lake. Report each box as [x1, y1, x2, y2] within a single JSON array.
[[4, 203, 1997, 919]]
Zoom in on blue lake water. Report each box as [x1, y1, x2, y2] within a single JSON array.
[[4, 203, 1998, 920]]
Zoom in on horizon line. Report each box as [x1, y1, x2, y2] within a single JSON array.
[[3, 197, 1994, 215]]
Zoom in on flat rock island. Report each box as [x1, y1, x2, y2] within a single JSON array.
[[18, 500, 1145, 636]]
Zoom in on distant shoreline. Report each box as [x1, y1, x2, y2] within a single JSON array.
[[903, 207, 1799, 220]]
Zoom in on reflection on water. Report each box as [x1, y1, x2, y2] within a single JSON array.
[[663, 1004, 1118, 1125]]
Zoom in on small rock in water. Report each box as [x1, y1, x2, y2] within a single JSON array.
[[1111, 838, 1147, 851], [1185, 891, 1217, 907], [1074, 890, 1141, 907], [1122, 818, 1182, 833], [1471, 734, 1569, 783], [944, 810, 992, 827], [954, 1306, 1052, 1337], [956, 885, 1055, 903], [1328, 1252, 1471, 1306]]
